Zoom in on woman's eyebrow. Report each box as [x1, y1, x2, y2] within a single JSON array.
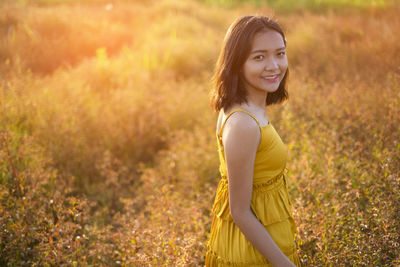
[[251, 47, 286, 54]]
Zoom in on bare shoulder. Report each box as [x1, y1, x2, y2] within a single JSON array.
[[223, 110, 259, 133], [221, 110, 261, 154]]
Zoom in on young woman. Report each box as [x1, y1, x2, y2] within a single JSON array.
[[205, 15, 301, 266]]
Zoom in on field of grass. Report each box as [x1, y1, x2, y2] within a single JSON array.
[[1, 0, 399, 265]]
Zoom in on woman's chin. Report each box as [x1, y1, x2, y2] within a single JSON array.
[[265, 86, 280, 93]]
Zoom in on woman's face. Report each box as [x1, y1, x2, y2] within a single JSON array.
[[241, 30, 288, 94]]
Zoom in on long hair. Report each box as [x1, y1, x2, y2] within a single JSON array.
[[209, 15, 289, 112]]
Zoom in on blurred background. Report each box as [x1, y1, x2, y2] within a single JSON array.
[[1, 0, 399, 265]]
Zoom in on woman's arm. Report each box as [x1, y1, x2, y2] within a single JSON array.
[[222, 112, 295, 267]]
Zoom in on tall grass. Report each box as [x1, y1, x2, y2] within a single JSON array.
[[199, 0, 396, 13], [1, 0, 399, 265]]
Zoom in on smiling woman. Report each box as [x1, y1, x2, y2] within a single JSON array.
[[205, 15, 301, 266], [242, 30, 288, 97]]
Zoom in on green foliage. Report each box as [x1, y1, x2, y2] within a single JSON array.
[[198, 0, 395, 13]]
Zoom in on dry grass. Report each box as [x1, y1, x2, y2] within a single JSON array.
[[1, 0, 399, 265]]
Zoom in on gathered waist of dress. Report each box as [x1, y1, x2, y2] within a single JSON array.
[[219, 168, 289, 192]]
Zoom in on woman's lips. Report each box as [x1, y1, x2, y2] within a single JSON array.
[[262, 74, 279, 82]]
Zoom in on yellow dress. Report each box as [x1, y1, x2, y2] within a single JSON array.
[[205, 108, 301, 266]]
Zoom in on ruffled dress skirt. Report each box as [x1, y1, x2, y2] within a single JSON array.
[[205, 172, 301, 266]]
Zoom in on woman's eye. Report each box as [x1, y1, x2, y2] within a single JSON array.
[[278, 51, 286, 56], [254, 55, 264, 60]]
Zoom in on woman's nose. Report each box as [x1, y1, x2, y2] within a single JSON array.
[[264, 58, 278, 70]]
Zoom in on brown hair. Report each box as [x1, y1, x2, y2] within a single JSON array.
[[209, 15, 289, 112]]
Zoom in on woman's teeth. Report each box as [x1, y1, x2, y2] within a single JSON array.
[[263, 75, 279, 80]]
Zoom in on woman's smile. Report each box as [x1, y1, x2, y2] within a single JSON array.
[[262, 74, 280, 83]]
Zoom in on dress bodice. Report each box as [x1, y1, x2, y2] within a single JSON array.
[[216, 108, 288, 184]]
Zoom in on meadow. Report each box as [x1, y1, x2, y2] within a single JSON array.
[[0, 0, 399, 265]]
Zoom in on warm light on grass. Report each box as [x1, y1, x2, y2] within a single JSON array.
[[0, 0, 399, 265]]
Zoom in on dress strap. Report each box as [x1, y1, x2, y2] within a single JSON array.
[[218, 108, 261, 140]]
